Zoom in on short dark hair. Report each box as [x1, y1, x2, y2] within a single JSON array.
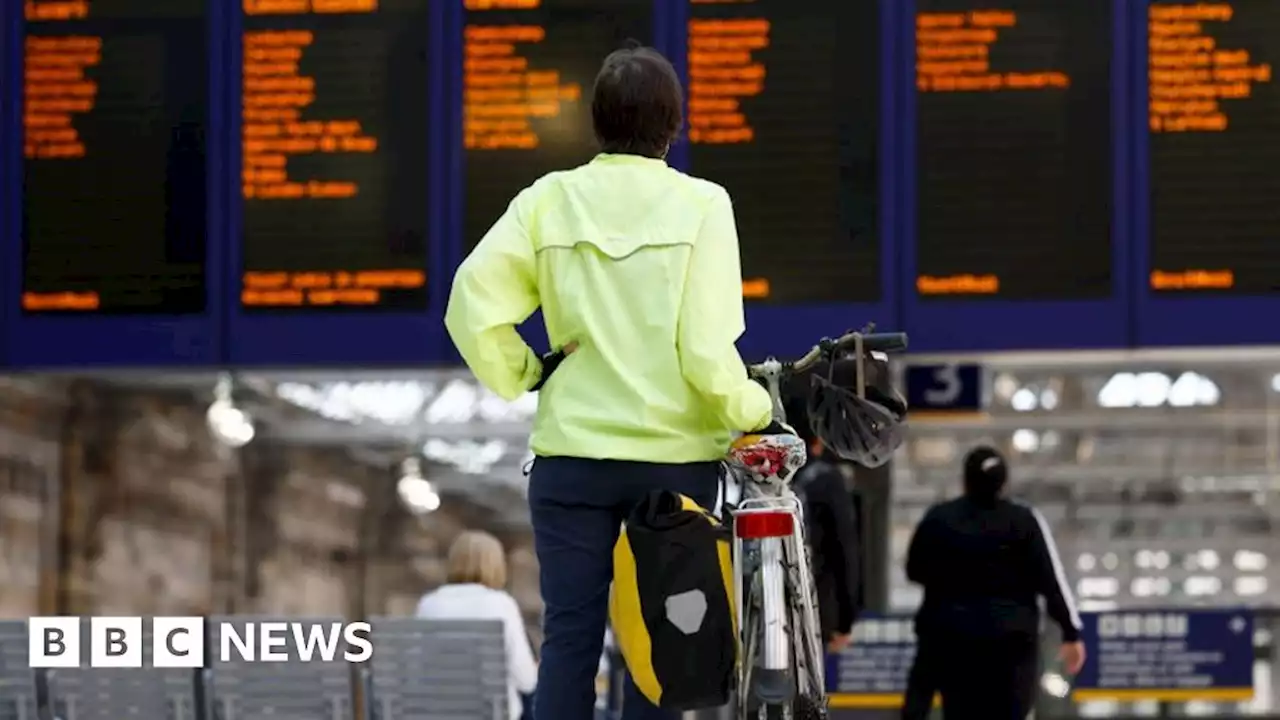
[[591, 42, 683, 158]]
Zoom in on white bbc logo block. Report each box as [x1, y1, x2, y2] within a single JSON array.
[[29, 617, 80, 668], [30, 617, 206, 668], [153, 617, 205, 668], [90, 617, 143, 668]]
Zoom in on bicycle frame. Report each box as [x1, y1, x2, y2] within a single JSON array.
[[727, 327, 907, 719], [732, 488, 827, 711], [729, 359, 826, 719]]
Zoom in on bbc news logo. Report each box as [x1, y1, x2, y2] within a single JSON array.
[[28, 617, 373, 668]]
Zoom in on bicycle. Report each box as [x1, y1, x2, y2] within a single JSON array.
[[725, 327, 909, 720]]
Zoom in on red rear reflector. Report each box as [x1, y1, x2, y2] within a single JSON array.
[[735, 511, 794, 539]]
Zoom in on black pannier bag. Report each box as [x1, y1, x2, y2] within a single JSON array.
[[610, 490, 737, 710]]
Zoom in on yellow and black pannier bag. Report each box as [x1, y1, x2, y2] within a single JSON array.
[[610, 489, 737, 710]]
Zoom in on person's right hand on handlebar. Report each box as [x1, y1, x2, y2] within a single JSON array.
[[743, 372, 795, 435]]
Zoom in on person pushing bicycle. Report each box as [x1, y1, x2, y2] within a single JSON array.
[[445, 42, 793, 720]]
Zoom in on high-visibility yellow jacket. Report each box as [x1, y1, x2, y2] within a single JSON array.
[[446, 153, 771, 462]]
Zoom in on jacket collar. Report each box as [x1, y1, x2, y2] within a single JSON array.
[[591, 152, 667, 167]]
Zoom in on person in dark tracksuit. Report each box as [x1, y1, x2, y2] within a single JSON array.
[[784, 394, 862, 653], [901, 446, 1086, 720]]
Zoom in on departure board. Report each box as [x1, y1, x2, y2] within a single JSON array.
[[463, 0, 650, 249], [21, 0, 208, 314], [240, 0, 430, 311], [686, 0, 880, 304], [914, 1, 1111, 300], [1148, 1, 1280, 294]]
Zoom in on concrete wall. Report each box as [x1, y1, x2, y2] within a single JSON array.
[[0, 377, 540, 636]]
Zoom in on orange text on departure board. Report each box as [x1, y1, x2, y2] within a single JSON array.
[[687, 17, 767, 144], [1148, 3, 1271, 133], [241, 269, 425, 306], [22, 291, 100, 311], [917, 274, 1000, 295], [241, 2, 421, 309], [23, 35, 98, 160], [25, 1, 88, 21], [242, 0, 379, 202], [741, 278, 769, 298], [245, 0, 377, 14], [1149, 268, 1234, 290], [916, 11, 1070, 93], [915, 10, 1061, 296], [463, 18, 582, 150], [465, 0, 540, 9], [23, 2, 102, 311]]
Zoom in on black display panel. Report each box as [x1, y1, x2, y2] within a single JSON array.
[[21, 0, 207, 314], [685, 0, 880, 304], [914, 0, 1111, 300], [1148, 1, 1280, 294], [463, 0, 650, 249], [240, 0, 429, 311]]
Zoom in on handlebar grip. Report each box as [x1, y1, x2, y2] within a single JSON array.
[[858, 332, 908, 353]]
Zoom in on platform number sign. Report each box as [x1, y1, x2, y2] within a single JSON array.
[[905, 363, 984, 414]]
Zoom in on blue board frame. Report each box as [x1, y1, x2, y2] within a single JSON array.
[[665, 0, 901, 361], [0, 0, 9, 369], [2, 0, 227, 368], [899, 0, 1132, 352], [224, 0, 452, 367], [1129, 0, 1278, 347]]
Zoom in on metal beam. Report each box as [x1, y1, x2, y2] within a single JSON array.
[[904, 345, 1280, 369], [908, 408, 1280, 431], [897, 464, 1280, 483], [258, 418, 533, 445]]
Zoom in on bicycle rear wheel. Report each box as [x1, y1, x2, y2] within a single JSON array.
[[739, 573, 829, 719], [742, 609, 824, 719], [742, 571, 821, 720]]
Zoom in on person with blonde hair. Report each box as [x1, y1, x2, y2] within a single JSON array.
[[416, 530, 538, 720]]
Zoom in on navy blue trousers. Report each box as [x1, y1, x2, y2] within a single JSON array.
[[528, 456, 721, 720]]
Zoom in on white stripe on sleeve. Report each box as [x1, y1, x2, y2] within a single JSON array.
[[1031, 506, 1082, 630]]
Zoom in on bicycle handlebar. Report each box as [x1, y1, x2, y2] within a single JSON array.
[[746, 329, 908, 377], [743, 328, 907, 422]]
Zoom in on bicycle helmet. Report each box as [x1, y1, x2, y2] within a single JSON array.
[[804, 352, 907, 468]]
